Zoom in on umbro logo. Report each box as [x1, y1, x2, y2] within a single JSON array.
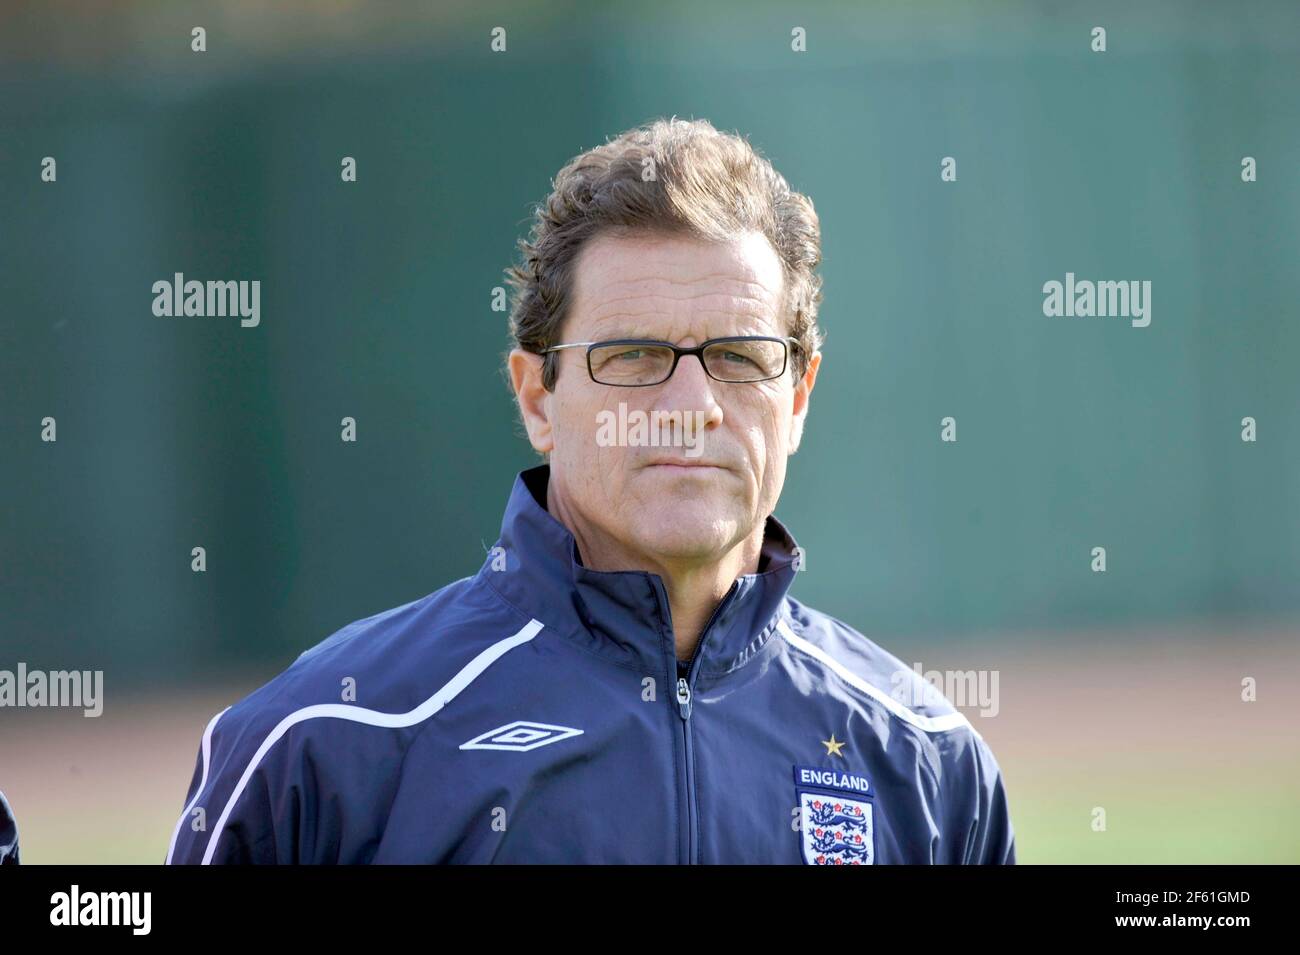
[[459, 720, 584, 752]]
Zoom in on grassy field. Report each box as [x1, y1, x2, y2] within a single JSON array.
[[3, 627, 1296, 864], [987, 629, 1300, 864]]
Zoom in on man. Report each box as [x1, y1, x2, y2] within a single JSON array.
[[167, 117, 1015, 864]]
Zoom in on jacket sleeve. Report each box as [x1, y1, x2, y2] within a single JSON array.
[[165, 706, 305, 865], [0, 790, 19, 864], [960, 733, 1016, 865], [935, 727, 1016, 865]]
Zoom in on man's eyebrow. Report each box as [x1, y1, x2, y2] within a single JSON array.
[[597, 330, 670, 341]]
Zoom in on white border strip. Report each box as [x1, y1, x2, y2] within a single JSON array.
[[776, 620, 978, 737], [165, 705, 230, 864], [195, 618, 544, 864]]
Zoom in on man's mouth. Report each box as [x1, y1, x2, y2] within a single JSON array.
[[643, 459, 728, 470]]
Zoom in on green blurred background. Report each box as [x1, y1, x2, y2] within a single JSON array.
[[1, 0, 1297, 863]]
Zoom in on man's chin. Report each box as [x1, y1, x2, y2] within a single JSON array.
[[630, 539, 734, 566], [621, 513, 744, 562]]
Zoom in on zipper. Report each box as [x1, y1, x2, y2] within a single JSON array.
[[652, 576, 741, 865], [676, 674, 692, 719], [675, 670, 696, 865]]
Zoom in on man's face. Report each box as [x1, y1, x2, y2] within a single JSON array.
[[510, 230, 820, 567]]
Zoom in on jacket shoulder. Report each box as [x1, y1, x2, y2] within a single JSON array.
[[166, 574, 538, 863], [779, 597, 1016, 863], [244, 574, 532, 714], [779, 597, 975, 738]]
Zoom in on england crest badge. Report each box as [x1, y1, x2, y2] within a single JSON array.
[[794, 764, 875, 865]]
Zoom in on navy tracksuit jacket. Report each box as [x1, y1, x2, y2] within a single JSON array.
[[167, 465, 1016, 864]]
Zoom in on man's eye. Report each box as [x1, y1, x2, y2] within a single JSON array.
[[613, 349, 645, 361], [721, 350, 757, 365]]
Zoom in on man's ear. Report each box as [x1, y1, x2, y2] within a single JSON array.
[[508, 348, 555, 455], [788, 350, 821, 454]]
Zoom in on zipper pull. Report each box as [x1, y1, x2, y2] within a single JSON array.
[[676, 677, 692, 720]]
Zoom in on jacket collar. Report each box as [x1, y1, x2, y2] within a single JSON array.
[[481, 464, 800, 682]]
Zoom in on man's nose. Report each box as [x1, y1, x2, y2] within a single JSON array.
[[657, 350, 724, 424]]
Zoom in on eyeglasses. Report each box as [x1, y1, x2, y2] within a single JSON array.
[[542, 336, 802, 387]]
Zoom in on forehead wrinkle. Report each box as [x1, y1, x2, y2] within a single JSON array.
[[582, 277, 781, 320], [579, 276, 779, 314], [568, 234, 787, 336], [592, 265, 780, 287], [592, 267, 776, 289], [584, 304, 781, 340], [586, 290, 777, 321]]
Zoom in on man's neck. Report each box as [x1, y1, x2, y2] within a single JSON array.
[[656, 550, 761, 662], [546, 483, 763, 662]]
